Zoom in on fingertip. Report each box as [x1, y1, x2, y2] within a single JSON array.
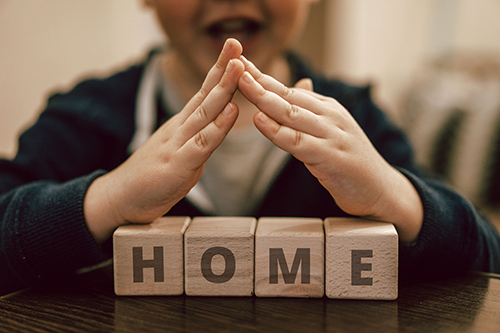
[[239, 55, 251, 67], [294, 78, 314, 91], [254, 112, 275, 140], [223, 102, 238, 116], [233, 58, 245, 71], [224, 37, 237, 47], [224, 59, 245, 81], [239, 71, 266, 101], [239, 55, 260, 75], [255, 111, 269, 124], [224, 38, 243, 56], [241, 71, 259, 86]]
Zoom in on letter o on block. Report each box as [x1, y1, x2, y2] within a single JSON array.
[[201, 247, 236, 283], [184, 217, 256, 296]]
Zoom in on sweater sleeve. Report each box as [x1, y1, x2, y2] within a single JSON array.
[[0, 62, 143, 295], [0, 171, 109, 295], [399, 169, 500, 278]]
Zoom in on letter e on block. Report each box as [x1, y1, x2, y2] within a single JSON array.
[[255, 217, 324, 297], [184, 217, 256, 296], [113, 216, 191, 296], [325, 218, 398, 300]]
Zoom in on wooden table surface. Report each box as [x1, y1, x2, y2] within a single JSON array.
[[1, 267, 499, 332]]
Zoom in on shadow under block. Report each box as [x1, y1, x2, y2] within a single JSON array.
[[113, 216, 191, 296], [324, 218, 398, 300], [184, 216, 257, 296], [255, 217, 324, 298]]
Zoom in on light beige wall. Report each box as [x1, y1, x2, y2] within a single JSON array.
[[455, 0, 500, 53], [324, 0, 436, 121], [324, 0, 500, 122], [0, 0, 163, 157]]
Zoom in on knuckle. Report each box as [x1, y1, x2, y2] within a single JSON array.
[[213, 115, 224, 130], [218, 73, 237, 92], [196, 104, 209, 121], [285, 103, 300, 120], [257, 85, 266, 98], [280, 84, 294, 99], [325, 96, 336, 103], [254, 70, 266, 82], [214, 58, 225, 72], [194, 131, 209, 149], [195, 88, 207, 103], [218, 78, 231, 91], [293, 130, 303, 147]]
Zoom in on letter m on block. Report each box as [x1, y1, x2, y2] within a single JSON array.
[[132, 246, 164, 283], [269, 248, 310, 284]]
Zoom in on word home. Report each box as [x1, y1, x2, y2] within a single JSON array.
[[113, 216, 398, 299]]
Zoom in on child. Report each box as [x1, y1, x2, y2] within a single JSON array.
[[0, 0, 499, 295]]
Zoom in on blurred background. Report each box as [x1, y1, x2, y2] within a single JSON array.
[[2, 0, 500, 210]]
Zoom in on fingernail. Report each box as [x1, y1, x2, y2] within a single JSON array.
[[226, 60, 235, 73], [224, 39, 232, 51], [223, 103, 235, 115], [258, 112, 269, 123], [242, 72, 253, 84]]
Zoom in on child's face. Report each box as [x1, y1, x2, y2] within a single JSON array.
[[148, 0, 318, 77]]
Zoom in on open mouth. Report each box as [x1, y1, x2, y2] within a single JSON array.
[[206, 18, 263, 43]]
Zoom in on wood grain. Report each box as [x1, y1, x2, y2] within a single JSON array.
[[1, 268, 499, 332]]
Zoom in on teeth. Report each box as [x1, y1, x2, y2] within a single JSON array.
[[219, 20, 247, 32], [207, 19, 261, 41]]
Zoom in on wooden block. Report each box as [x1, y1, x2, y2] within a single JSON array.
[[113, 216, 191, 296], [325, 217, 398, 300], [184, 216, 256, 296], [255, 217, 324, 298]]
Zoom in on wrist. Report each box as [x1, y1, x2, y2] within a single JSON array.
[[84, 173, 127, 244], [377, 167, 423, 243]]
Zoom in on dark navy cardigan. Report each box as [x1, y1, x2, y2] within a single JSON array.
[[1, 52, 499, 295]]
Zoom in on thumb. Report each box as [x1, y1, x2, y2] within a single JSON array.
[[294, 78, 314, 91]]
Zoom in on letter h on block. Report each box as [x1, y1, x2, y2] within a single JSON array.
[[325, 218, 398, 300], [113, 216, 191, 296], [255, 217, 324, 298], [132, 246, 164, 283]]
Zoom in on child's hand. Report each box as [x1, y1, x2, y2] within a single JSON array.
[[238, 57, 423, 243], [84, 39, 245, 243]]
